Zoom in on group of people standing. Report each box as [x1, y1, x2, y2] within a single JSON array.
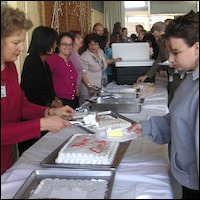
[[1, 5, 199, 199]]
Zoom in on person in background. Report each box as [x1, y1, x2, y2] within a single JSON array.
[[93, 22, 104, 36], [136, 22, 183, 105], [164, 18, 173, 25], [151, 21, 166, 42], [92, 22, 104, 50], [1, 6, 75, 175], [100, 28, 122, 83], [68, 30, 84, 108], [121, 27, 133, 43], [79, 33, 108, 105], [101, 28, 113, 83], [130, 33, 138, 42], [137, 29, 147, 41], [143, 32, 159, 59], [93, 26, 122, 84], [19, 26, 64, 155], [110, 22, 123, 45], [128, 11, 199, 199], [46, 32, 78, 109], [135, 24, 144, 37]]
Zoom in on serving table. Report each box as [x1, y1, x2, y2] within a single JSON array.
[[1, 72, 174, 199]]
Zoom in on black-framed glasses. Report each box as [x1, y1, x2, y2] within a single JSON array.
[[60, 43, 74, 47]]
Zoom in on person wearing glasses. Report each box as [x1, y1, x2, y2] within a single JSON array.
[[46, 32, 78, 109], [79, 33, 108, 105], [1, 6, 75, 174]]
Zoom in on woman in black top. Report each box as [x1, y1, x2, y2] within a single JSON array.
[[21, 26, 62, 107], [19, 26, 63, 155]]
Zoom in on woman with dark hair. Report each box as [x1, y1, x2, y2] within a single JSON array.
[[46, 32, 78, 109], [19, 26, 64, 155], [21, 26, 62, 108], [128, 10, 199, 199], [79, 33, 108, 105]]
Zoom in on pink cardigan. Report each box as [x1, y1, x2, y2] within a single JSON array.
[[1, 62, 47, 174]]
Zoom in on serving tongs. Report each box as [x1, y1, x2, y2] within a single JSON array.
[[93, 85, 120, 99]]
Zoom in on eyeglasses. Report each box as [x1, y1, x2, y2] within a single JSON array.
[[60, 43, 74, 47]]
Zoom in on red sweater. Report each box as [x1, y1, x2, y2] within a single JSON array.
[[1, 62, 47, 174]]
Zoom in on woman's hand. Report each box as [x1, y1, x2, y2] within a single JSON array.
[[115, 57, 122, 62], [46, 105, 75, 120], [127, 122, 143, 137], [40, 116, 72, 133], [88, 87, 96, 95]]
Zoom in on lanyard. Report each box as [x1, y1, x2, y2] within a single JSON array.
[[91, 55, 104, 69]]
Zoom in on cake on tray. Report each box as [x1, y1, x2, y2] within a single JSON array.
[[29, 178, 108, 199], [55, 134, 120, 165], [82, 113, 132, 132]]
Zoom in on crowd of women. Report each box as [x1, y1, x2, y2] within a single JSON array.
[[1, 5, 199, 199]]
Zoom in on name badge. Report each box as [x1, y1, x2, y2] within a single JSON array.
[[1, 81, 6, 98]]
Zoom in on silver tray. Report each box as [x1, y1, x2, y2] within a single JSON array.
[[96, 88, 137, 98], [74, 110, 135, 134], [91, 97, 145, 113], [13, 169, 115, 199], [41, 134, 130, 171]]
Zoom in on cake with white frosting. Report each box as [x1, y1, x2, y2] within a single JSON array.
[[29, 178, 108, 199], [83, 113, 132, 132], [55, 134, 119, 165]]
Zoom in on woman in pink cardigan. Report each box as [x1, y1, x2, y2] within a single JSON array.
[[1, 6, 75, 175]]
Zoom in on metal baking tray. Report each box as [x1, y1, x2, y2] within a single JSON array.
[[41, 133, 130, 171], [74, 110, 135, 134], [91, 97, 144, 113], [98, 88, 137, 98], [13, 169, 115, 199]]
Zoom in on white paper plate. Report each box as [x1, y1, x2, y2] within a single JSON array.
[[95, 129, 138, 142]]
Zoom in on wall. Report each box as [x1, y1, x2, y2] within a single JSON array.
[[91, 1, 104, 13], [91, 9, 104, 28], [41, 2, 91, 37], [150, 1, 197, 14], [6, 1, 40, 83], [91, 1, 104, 28]]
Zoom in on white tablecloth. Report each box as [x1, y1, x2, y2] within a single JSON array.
[[1, 72, 173, 199]]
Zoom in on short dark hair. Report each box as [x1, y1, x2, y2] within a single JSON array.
[[83, 33, 102, 50], [28, 26, 58, 55], [165, 10, 199, 47], [130, 33, 137, 41], [93, 23, 103, 31], [122, 27, 127, 32]]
